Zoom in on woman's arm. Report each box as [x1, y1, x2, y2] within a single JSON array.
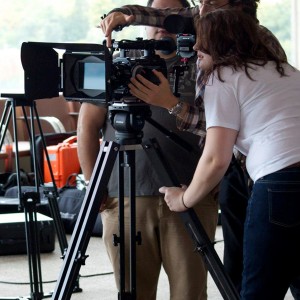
[[160, 126, 237, 211]]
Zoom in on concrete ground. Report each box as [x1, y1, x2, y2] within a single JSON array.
[[0, 224, 294, 299]]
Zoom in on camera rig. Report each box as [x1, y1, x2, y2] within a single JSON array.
[[21, 37, 195, 144], [21, 39, 165, 104], [21, 35, 195, 103]]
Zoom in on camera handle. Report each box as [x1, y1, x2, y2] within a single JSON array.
[[171, 61, 189, 97]]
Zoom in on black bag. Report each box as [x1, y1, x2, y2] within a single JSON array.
[[1, 185, 50, 216], [0, 170, 33, 196], [2, 183, 103, 237], [57, 185, 103, 237]]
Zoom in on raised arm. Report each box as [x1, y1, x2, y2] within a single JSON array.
[[99, 5, 199, 46]]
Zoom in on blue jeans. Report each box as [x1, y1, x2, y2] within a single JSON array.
[[219, 156, 250, 292], [241, 168, 300, 300]]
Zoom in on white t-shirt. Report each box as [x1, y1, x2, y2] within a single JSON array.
[[204, 62, 300, 182]]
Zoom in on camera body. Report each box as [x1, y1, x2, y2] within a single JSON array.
[[111, 53, 167, 100], [61, 38, 168, 103]]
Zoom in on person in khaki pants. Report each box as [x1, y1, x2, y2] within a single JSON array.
[[77, 1, 218, 299]]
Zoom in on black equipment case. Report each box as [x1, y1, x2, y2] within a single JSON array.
[[0, 212, 55, 255]]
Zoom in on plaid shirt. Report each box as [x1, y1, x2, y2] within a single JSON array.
[[110, 5, 287, 139], [111, 5, 199, 28]]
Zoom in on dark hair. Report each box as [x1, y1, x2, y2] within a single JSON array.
[[228, 0, 260, 19], [196, 9, 286, 81], [147, 0, 190, 8]]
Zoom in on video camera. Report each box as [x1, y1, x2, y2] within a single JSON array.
[[21, 34, 195, 104], [20, 39, 166, 104]]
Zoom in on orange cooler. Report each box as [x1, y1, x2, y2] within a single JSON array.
[[44, 136, 80, 187]]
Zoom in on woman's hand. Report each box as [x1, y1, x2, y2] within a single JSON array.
[[99, 12, 135, 47], [128, 69, 179, 109], [159, 185, 188, 212]]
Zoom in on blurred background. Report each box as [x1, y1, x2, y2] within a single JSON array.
[[0, 0, 299, 93]]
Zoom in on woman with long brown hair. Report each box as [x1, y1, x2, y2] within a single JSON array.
[[128, 9, 300, 299]]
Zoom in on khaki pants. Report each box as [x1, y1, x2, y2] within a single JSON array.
[[101, 194, 218, 300]]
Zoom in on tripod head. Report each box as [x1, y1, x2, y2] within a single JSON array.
[[108, 101, 151, 145]]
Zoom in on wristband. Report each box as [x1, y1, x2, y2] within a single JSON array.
[[168, 101, 184, 116], [181, 192, 189, 209]]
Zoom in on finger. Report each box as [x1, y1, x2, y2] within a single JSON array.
[[130, 77, 151, 93], [128, 84, 146, 100], [159, 186, 167, 194], [180, 184, 188, 190], [106, 34, 112, 47], [152, 70, 168, 84], [100, 17, 108, 34], [128, 82, 141, 95], [101, 19, 113, 40], [130, 76, 144, 87], [135, 74, 158, 89], [128, 82, 150, 101], [152, 69, 166, 79]]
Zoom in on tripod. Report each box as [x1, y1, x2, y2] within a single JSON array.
[[0, 93, 74, 300], [51, 102, 239, 300]]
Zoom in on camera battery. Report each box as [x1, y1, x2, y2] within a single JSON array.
[[0, 212, 55, 255], [44, 136, 80, 188]]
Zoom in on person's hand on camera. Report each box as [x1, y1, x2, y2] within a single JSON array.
[[100, 12, 135, 47], [129, 69, 179, 109]]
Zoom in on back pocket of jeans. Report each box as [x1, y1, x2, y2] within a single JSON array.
[[268, 188, 300, 227]]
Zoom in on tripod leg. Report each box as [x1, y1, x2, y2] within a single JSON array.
[[115, 150, 139, 300], [31, 103, 69, 255], [127, 150, 137, 299], [51, 141, 120, 300], [0, 100, 13, 149], [142, 138, 240, 300], [22, 192, 45, 300], [117, 152, 127, 297], [45, 191, 68, 253]]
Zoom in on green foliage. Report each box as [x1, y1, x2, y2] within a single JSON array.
[[0, 0, 147, 46], [0, 0, 294, 91], [0, 0, 292, 51], [0, 0, 147, 90], [258, 0, 292, 59]]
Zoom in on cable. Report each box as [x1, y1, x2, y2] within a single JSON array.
[[0, 271, 114, 286]]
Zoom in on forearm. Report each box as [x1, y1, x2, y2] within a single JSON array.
[[183, 127, 236, 208], [176, 102, 207, 136], [159, 129, 233, 212], [77, 126, 100, 181], [176, 68, 207, 135], [77, 104, 106, 180], [183, 154, 229, 207], [110, 5, 198, 28]]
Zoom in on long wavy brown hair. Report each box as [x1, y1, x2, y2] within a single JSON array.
[[195, 9, 287, 82]]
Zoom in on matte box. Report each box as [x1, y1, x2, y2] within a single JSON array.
[[0, 212, 55, 255]]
